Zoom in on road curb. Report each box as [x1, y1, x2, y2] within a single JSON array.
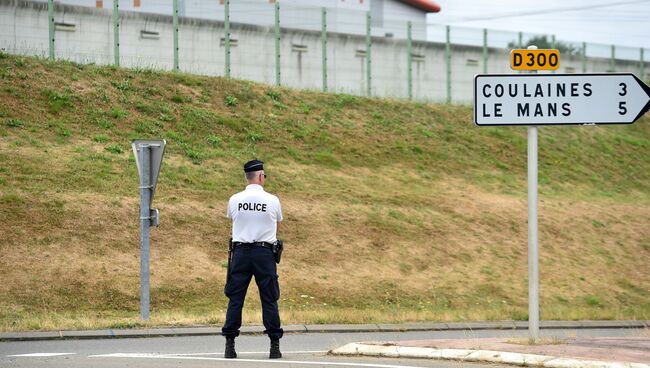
[[329, 342, 650, 368], [1, 320, 648, 342]]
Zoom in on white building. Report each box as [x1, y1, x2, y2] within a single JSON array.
[[43, 0, 440, 39]]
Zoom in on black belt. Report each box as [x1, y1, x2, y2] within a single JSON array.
[[233, 241, 273, 250]]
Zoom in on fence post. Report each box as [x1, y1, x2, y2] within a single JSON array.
[[366, 11, 372, 97], [610, 44, 616, 72], [641, 48, 645, 80], [518, 32, 523, 49], [224, 0, 230, 77], [322, 7, 327, 92], [407, 21, 412, 101], [48, 0, 54, 60], [275, 1, 281, 86], [550, 35, 555, 73], [582, 42, 587, 73], [445, 25, 451, 104], [173, 0, 179, 72], [113, 0, 120, 67], [482, 28, 487, 74]]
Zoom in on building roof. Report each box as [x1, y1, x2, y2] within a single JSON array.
[[398, 0, 441, 13]]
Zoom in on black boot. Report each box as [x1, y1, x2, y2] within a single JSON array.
[[269, 338, 282, 359], [224, 337, 237, 359]]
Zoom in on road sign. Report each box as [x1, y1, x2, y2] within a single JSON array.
[[474, 73, 650, 126], [132, 139, 166, 203], [131, 139, 166, 321], [511, 49, 560, 71]]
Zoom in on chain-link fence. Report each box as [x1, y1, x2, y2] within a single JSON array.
[[1, 0, 647, 104]]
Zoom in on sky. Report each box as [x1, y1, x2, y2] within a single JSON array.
[[428, 0, 650, 54]]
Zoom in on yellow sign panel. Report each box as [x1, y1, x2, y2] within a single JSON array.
[[510, 49, 560, 71]]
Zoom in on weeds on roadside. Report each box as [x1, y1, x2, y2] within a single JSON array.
[[105, 144, 123, 154], [224, 95, 239, 107], [506, 336, 567, 346]]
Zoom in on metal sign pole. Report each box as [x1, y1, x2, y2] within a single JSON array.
[[526, 45, 539, 341], [527, 124, 539, 340], [139, 144, 151, 321]]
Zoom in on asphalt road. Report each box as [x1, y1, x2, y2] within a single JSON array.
[[1, 328, 645, 368]]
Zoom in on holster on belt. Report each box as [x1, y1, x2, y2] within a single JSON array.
[[272, 240, 283, 264]]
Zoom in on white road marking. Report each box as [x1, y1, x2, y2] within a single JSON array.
[[88, 352, 429, 367], [89, 353, 163, 358], [168, 350, 328, 356], [8, 353, 76, 357]]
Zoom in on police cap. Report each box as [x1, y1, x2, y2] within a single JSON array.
[[243, 159, 264, 173]]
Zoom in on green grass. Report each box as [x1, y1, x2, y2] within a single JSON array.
[[4, 118, 23, 128], [0, 54, 648, 332]]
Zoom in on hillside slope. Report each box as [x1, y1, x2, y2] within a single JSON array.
[[0, 53, 648, 331]]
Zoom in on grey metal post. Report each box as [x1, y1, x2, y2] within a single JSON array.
[[139, 145, 152, 321], [224, 0, 230, 77], [48, 0, 54, 60], [173, 0, 179, 72], [528, 125, 539, 341], [518, 32, 523, 49], [366, 11, 372, 97], [275, 1, 281, 86], [407, 21, 412, 101], [582, 42, 587, 73], [550, 34, 556, 49], [445, 25, 451, 104], [322, 7, 327, 92], [113, 0, 120, 67], [482, 28, 488, 74], [528, 124, 539, 341], [527, 44, 540, 342], [610, 44, 616, 72], [550, 35, 555, 74]]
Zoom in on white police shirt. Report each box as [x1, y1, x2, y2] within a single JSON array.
[[227, 184, 283, 243]]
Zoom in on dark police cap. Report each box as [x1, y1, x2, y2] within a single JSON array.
[[243, 159, 264, 172]]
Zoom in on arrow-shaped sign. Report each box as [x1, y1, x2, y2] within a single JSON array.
[[132, 139, 166, 205], [474, 73, 650, 126]]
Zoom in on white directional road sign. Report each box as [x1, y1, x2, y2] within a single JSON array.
[[474, 73, 650, 126]]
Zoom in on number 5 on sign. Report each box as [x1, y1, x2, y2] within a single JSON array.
[[511, 49, 560, 71], [619, 82, 628, 115]]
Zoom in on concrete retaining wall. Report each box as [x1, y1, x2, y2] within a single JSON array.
[[0, 0, 645, 103]]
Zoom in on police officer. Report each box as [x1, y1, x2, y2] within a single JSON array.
[[222, 159, 283, 359]]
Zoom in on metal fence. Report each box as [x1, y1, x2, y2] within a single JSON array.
[[1, 0, 647, 103]]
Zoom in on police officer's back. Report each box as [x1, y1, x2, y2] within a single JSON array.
[[222, 160, 284, 359]]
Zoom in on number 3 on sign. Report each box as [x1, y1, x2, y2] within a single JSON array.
[[619, 83, 627, 115]]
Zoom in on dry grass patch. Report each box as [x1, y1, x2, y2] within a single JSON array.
[[506, 337, 568, 345]]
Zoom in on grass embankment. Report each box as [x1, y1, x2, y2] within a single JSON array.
[[0, 53, 649, 332]]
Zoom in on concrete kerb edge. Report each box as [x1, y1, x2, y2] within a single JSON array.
[[0, 320, 648, 342], [329, 343, 650, 368]]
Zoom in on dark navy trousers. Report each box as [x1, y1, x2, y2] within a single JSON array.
[[222, 246, 283, 340]]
